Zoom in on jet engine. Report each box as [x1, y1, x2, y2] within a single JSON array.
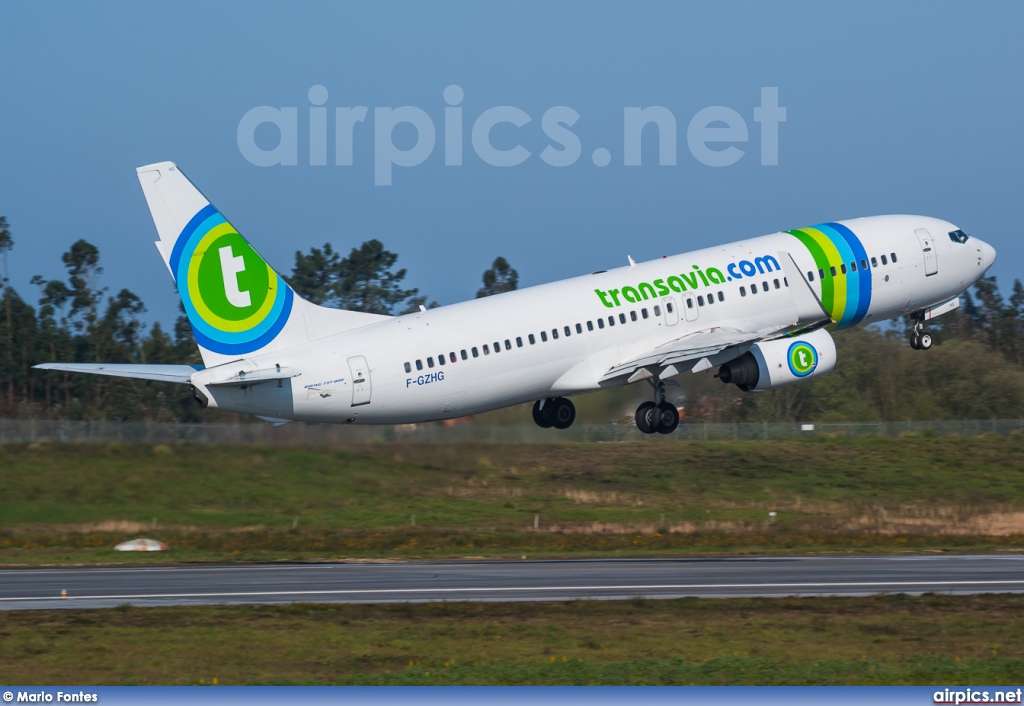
[[716, 328, 836, 392]]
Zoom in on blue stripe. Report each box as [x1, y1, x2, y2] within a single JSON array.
[[826, 222, 873, 326], [814, 223, 859, 328], [168, 204, 219, 278]]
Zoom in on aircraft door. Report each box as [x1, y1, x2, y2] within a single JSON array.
[[915, 228, 938, 276], [682, 293, 699, 322], [348, 355, 371, 406], [662, 296, 679, 326]]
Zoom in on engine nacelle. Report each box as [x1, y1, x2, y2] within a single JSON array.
[[716, 328, 837, 392]]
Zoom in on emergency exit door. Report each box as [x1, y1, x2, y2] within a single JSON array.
[[348, 356, 371, 406]]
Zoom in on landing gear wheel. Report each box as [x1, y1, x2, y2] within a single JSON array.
[[909, 332, 920, 350], [549, 397, 576, 430], [655, 402, 680, 435], [635, 402, 657, 435], [532, 400, 553, 428], [917, 331, 934, 350]]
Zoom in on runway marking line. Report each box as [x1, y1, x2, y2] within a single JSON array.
[[3, 579, 1024, 602]]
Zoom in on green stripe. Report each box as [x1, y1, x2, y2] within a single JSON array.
[[787, 229, 834, 319]]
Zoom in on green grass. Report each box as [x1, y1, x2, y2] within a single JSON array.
[[2, 594, 1023, 685], [1, 437, 1023, 564]]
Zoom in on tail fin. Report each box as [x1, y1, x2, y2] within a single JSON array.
[[136, 162, 387, 367]]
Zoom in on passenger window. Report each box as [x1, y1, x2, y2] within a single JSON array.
[[450, 352, 457, 363], [505, 339, 511, 350], [529, 333, 536, 344], [783, 278, 788, 287], [807, 271, 814, 282], [416, 359, 423, 370], [516, 337, 523, 347], [653, 305, 661, 316], [850, 261, 857, 272], [718, 291, 725, 302], [630, 311, 638, 321], [541, 331, 548, 342], [762, 282, 769, 292], [427, 357, 435, 368], [840, 264, 847, 275], [575, 323, 583, 333], [697, 295, 705, 306], [597, 318, 605, 329], [608, 316, 615, 326], [861, 259, 868, 269], [871, 256, 878, 267], [438, 353, 445, 366], [773, 279, 780, 289], [619, 313, 626, 324], [705, 295, 713, 306], [564, 326, 571, 337], [666, 302, 674, 313], [461, 350, 468, 360], [493, 341, 500, 353], [819, 268, 825, 280], [740, 286, 747, 297], [828, 266, 836, 277], [641, 308, 649, 319], [891, 252, 898, 263], [587, 321, 594, 331], [687, 297, 695, 307], [404, 362, 411, 373], [483, 344, 490, 355], [552, 329, 559, 340], [881, 254, 888, 265], [472, 347, 479, 358], [750, 285, 757, 295]]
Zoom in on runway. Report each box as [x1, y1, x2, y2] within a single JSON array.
[[2, 554, 1023, 610]]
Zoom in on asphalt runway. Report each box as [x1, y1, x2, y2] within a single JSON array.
[[2, 554, 1023, 610]]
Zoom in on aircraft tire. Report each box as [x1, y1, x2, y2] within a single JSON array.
[[532, 400, 553, 428], [655, 402, 680, 435], [635, 402, 657, 434], [909, 332, 920, 350], [550, 397, 576, 430], [917, 331, 934, 350]]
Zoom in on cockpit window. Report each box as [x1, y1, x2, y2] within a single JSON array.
[[949, 229, 970, 244]]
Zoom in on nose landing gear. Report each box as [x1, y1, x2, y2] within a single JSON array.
[[634, 377, 679, 435], [908, 315, 935, 351], [532, 397, 576, 430]]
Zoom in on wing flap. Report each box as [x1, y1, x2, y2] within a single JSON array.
[[33, 363, 201, 383]]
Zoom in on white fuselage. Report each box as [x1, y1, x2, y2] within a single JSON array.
[[194, 215, 995, 424]]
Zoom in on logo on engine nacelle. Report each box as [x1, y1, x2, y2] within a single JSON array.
[[787, 341, 818, 377]]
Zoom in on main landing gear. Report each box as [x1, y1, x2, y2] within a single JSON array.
[[532, 397, 576, 430], [908, 315, 935, 351], [634, 378, 679, 435]]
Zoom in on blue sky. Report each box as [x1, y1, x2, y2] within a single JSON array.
[[1, 1, 1021, 327]]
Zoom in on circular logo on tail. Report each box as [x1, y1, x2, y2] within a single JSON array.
[[787, 341, 818, 377], [172, 206, 292, 355]]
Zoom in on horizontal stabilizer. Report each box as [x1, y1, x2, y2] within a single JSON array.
[[203, 365, 301, 388], [33, 363, 202, 384]]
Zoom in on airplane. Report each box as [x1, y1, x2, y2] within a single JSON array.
[[36, 162, 997, 433]]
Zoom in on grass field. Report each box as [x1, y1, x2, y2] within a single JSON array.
[[1, 437, 1023, 564], [2, 594, 1022, 685]]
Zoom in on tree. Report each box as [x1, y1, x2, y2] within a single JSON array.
[[476, 256, 518, 298], [333, 240, 418, 314], [287, 243, 340, 305]]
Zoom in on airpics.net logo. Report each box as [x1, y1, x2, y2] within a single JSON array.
[[237, 86, 786, 186]]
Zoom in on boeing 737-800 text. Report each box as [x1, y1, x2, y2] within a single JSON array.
[[37, 162, 997, 433]]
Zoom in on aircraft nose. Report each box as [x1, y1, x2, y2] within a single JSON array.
[[978, 239, 996, 271]]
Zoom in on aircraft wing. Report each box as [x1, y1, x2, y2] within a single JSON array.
[[33, 363, 202, 384], [601, 251, 832, 382]]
